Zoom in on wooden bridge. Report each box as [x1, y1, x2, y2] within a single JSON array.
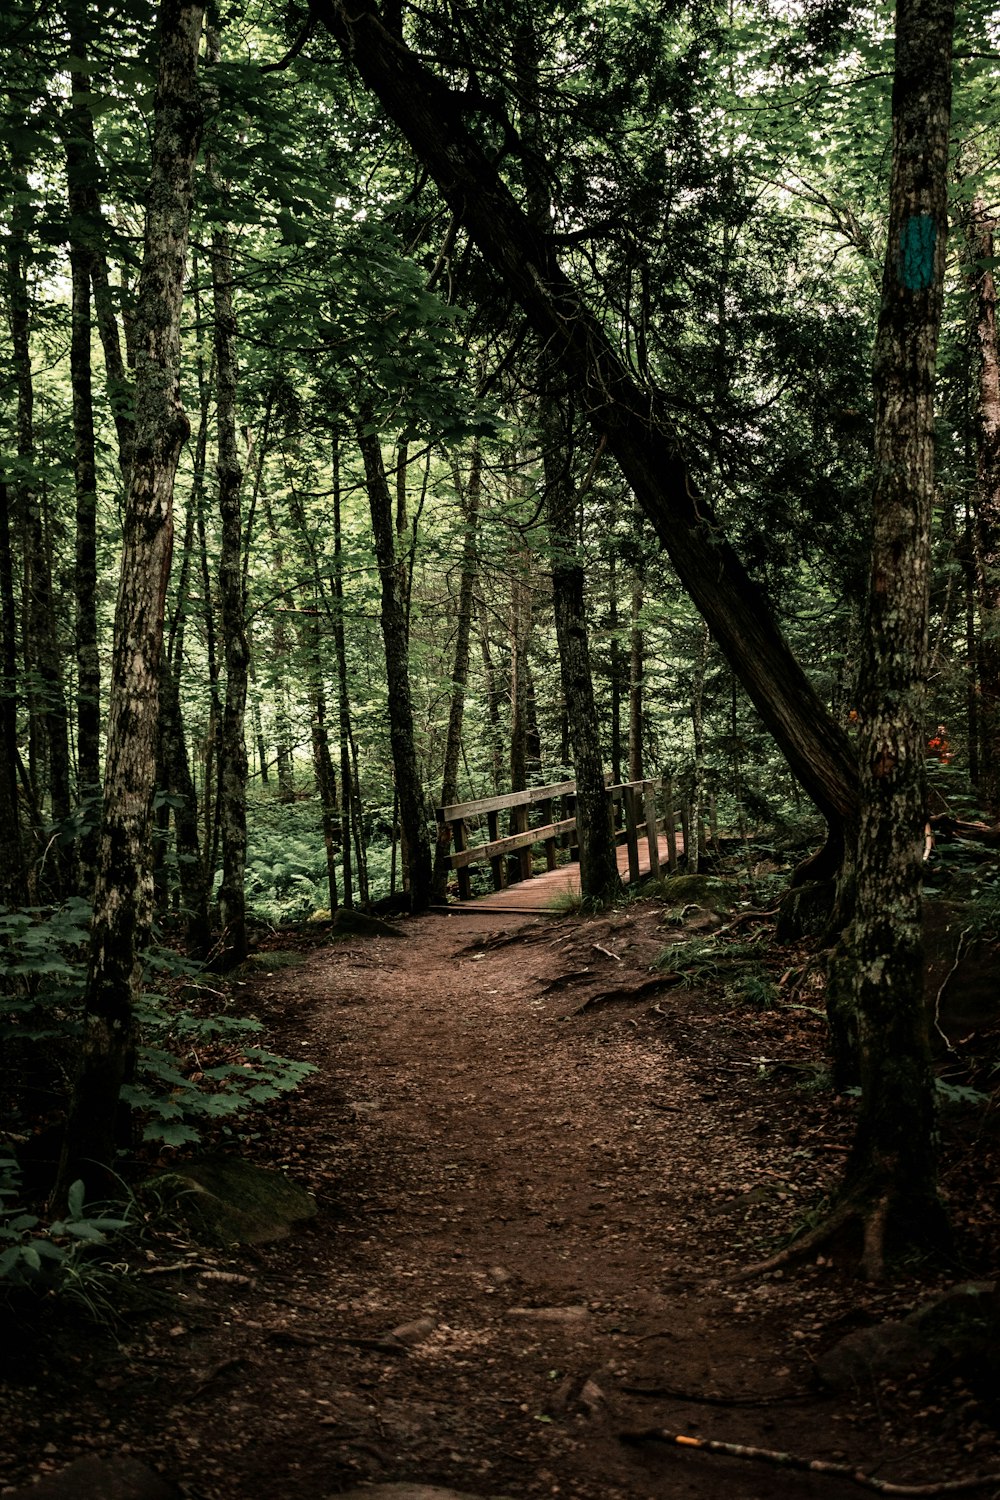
[[435, 776, 681, 913]]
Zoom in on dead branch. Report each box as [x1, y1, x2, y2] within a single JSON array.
[[619, 1429, 1000, 1494]]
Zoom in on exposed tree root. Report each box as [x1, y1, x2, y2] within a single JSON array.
[[619, 1429, 1000, 1494], [732, 1184, 948, 1283], [729, 1198, 858, 1282]]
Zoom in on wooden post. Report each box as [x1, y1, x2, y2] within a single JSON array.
[[487, 809, 504, 890], [452, 817, 472, 900], [540, 797, 557, 870], [643, 779, 660, 880], [624, 784, 641, 883], [566, 793, 579, 861], [663, 776, 678, 873]]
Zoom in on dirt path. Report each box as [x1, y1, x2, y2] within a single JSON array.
[[3, 903, 994, 1498]]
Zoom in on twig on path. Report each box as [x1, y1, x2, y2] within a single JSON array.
[[619, 1430, 1000, 1495], [592, 942, 622, 962], [620, 1380, 819, 1405]]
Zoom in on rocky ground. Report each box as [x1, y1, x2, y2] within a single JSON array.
[[1, 895, 998, 1499]]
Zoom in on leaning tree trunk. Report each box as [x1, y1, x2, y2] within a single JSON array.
[[842, 0, 955, 1275], [52, 0, 205, 1208], [312, 0, 860, 861], [356, 418, 433, 912]]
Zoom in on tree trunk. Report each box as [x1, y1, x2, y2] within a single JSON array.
[[843, 0, 954, 1272], [433, 442, 482, 901], [687, 624, 710, 874], [356, 418, 433, 912], [331, 433, 355, 909], [968, 196, 1000, 817], [312, 0, 860, 851], [209, 30, 250, 967], [0, 481, 25, 904], [542, 403, 620, 902], [475, 590, 505, 792], [65, 26, 102, 890], [628, 564, 645, 784], [6, 166, 74, 895], [52, 0, 205, 1207], [160, 662, 211, 955]]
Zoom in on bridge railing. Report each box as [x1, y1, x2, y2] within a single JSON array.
[[435, 776, 677, 900]]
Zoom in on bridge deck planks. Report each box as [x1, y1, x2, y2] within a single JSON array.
[[445, 835, 664, 914]]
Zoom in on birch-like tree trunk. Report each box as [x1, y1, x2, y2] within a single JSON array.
[[52, 0, 205, 1206]]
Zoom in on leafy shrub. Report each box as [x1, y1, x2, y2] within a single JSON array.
[[0, 1156, 129, 1297], [1, 902, 315, 1154]]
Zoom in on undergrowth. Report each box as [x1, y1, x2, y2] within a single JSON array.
[[0, 899, 316, 1298]]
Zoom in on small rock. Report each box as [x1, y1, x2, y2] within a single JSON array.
[[332, 908, 407, 939], [817, 1322, 930, 1392], [388, 1315, 439, 1346], [146, 1156, 315, 1246], [7, 1456, 179, 1500], [506, 1305, 589, 1324], [817, 1281, 999, 1393]]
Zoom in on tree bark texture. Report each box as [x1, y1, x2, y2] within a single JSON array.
[[968, 197, 1000, 817], [65, 28, 102, 887], [0, 482, 24, 903], [5, 169, 74, 894], [542, 408, 621, 902], [846, 0, 954, 1257], [53, 0, 205, 1205], [311, 0, 859, 841], [209, 52, 250, 966], [331, 434, 356, 909], [433, 444, 482, 901], [628, 566, 645, 784], [356, 420, 433, 912]]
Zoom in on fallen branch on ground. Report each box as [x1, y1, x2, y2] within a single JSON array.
[[619, 1380, 818, 1405], [619, 1429, 1000, 1494]]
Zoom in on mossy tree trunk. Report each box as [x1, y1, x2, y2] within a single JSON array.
[[843, 0, 955, 1272], [52, 0, 205, 1208]]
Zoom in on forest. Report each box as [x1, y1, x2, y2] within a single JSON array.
[[1, 1, 1000, 1490]]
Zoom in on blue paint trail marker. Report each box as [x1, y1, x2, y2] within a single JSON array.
[[898, 214, 937, 291]]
